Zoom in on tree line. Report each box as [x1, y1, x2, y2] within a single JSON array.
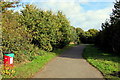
[[73, 0, 120, 55], [77, 0, 120, 55], [94, 0, 120, 55], [1, 0, 120, 63], [76, 28, 98, 44], [1, 2, 77, 62]]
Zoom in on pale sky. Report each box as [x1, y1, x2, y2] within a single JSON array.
[[18, 0, 115, 31]]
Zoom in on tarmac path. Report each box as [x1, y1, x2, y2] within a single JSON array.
[[33, 45, 104, 79]]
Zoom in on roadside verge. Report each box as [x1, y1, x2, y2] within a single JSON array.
[[83, 45, 120, 80], [1, 44, 77, 78]]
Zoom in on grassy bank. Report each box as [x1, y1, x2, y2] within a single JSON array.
[[83, 45, 120, 80], [1, 44, 76, 78]]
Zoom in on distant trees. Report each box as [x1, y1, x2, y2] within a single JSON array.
[[95, 0, 120, 55], [81, 29, 99, 44], [76, 28, 98, 44], [75, 0, 120, 55], [75, 28, 84, 44]]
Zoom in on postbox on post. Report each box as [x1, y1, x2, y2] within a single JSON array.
[[3, 52, 14, 70]]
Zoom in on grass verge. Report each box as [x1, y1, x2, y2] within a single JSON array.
[[1, 44, 77, 78], [83, 45, 120, 80]]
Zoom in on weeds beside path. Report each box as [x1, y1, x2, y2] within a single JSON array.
[[83, 45, 120, 80], [1, 44, 76, 78]]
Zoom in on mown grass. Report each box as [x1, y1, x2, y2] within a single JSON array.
[[1, 44, 77, 79], [83, 45, 120, 80], [14, 52, 56, 78]]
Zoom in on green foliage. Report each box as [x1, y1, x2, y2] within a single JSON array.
[[83, 45, 120, 80], [76, 28, 99, 44], [95, 0, 120, 55], [2, 3, 77, 62], [0, 1, 20, 12], [19, 5, 76, 51], [2, 10, 35, 62], [75, 28, 84, 44], [83, 29, 99, 43]]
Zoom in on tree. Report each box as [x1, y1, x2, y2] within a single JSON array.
[[95, 0, 120, 55], [75, 28, 84, 44], [19, 5, 77, 51], [0, 1, 20, 12], [2, 10, 35, 62], [79, 29, 99, 44]]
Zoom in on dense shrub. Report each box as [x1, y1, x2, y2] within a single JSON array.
[[2, 3, 77, 62], [19, 5, 76, 51], [2, 10, 37, 62]]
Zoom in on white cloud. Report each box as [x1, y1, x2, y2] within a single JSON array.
[[31, 0, 114, 31], [73, 7, 113, 31]]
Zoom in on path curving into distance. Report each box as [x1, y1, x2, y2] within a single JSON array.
[[33, 45, 104, 79]]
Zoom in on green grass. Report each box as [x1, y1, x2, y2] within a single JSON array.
[[83, 45, 120, 80], [14, 52, 56, 78], [2, 44, 77, 78]]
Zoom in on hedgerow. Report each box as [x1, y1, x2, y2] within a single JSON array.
[[2, 3, 77, 62]]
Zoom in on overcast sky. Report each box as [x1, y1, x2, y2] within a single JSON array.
[[20, 0, 115, 31]]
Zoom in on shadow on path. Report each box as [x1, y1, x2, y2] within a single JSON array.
[[59, 45, 85, 59]]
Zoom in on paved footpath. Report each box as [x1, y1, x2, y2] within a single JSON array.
[[33, 45, 104, 79]]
